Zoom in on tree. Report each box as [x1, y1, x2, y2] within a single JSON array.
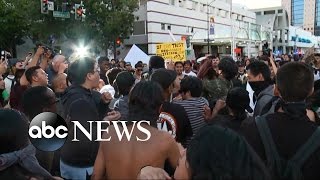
[[85, 0, 139, 58], [0, 0, 32, 55], [0, 0, 139, 58]]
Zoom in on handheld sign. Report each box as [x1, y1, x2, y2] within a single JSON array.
[[156, 42, 186, 62]]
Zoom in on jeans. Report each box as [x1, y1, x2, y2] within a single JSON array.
[[60, 159, 93, 180]]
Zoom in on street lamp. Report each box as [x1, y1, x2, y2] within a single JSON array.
[[206, 0, 216, 54]]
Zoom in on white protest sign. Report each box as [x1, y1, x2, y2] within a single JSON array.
[[124, 44, 149, 65], [48, 1, 54, 11]]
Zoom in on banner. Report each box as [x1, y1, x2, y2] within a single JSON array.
[[156, 42, 186, 62], [209, 17, 215, 35]]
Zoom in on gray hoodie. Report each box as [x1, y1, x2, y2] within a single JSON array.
[[253, 85, 274, 117]]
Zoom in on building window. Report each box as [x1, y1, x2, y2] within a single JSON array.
[[167, 25, 171, 30], [278, 9, 283, 13], [161, 23, 165, 30], [178, 0, 185, 7], [315, 0, 320, 35], [220, 10, 226, 18], [264, 10, 275, 15], [291, 0, 304, 26], [200, 4, 205, 12], [170, 0, 175, 5], [191, 27, 194, 33], [256, 12, 261, 15], [308, 28, 310, 30], [133, 21, 146, 35]]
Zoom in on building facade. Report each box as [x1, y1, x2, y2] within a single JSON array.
[[282, 0, 320, 35], [122, 0, 272, 59], [253, 7, 320, 55]]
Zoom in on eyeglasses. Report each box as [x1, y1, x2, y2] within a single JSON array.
[[137, 69, 143, 72]]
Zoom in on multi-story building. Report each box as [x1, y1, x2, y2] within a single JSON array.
[[282, 0, 320, 36], [252, 7, 320, 54], [122, 0, 272, 59]]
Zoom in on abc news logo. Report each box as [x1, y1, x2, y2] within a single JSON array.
[[29, 112, 151, 152]]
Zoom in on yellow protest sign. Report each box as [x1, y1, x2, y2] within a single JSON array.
[[156, 41, 186, 62]]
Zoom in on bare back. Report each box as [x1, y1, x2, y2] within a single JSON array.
[[92, 123, 179, 179]]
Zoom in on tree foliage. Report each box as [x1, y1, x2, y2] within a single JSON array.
[[0, 0, 139, 55]]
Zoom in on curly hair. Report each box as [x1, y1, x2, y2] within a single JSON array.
[[218, 57, 238, 81]]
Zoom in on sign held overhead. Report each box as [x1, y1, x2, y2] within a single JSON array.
[[156, 41, 186, 62]]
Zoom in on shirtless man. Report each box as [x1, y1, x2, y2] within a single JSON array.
[[92, 81, 180, 179]]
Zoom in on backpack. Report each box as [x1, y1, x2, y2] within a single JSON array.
[[255, 116, 320, 180]]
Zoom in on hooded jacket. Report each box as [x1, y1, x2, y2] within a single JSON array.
[[253, 85, 274, 117], [60, 85, 103, 167]]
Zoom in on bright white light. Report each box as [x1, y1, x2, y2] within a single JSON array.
[[75, 45, 89, 57]]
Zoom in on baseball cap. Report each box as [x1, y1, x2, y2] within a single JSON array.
[[150, 68, 177, 90], [226, 87, 253, 113]]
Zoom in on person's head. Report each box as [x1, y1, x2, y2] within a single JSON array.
[[179, 76, 203, 99], [115, 71, 136, 96], [107, 68, 123, 85], [67, 56, 99, 89], [151, 68, 178, 99], [52, 73, 67, 93], [174, 61, 184, 75], [0, 109, 49, 179], [246, 61, 271, 82], [25, 66, 48, 86], [98, 56, 110, 73], [218, 57, 238, 81], [110, 59, 116, 65], [0, 75, 5, 90], [119, 60, 125, 68], [245, 58, 253, 67], [52, 55, 66, 72], [22, 86, 57, 120], [211, 56, 220, 68], [197, 58, 217, 80], [174, 125, 270, 180], [275, 62, 314, 102], [128, 81, 164, 127], [184, 60, 192, 73], [149, 56, 165, 72], [284, 54, 290, 61], [236, 61, 245, 73], [0, 109, 29, 154], [15, 60, 25, 70], [135, 63, 143, 76], [125, 62, 132, 71], [226, 87, 253, 120]]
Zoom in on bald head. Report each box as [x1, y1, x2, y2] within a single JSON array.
[[52, 55, 66, 72], [52, 73, 67, 93]]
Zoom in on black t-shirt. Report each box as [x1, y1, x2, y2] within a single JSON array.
[[157, 102, 193, 148], [240, 113, 320, 179]]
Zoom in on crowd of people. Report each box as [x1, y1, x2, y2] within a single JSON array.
[[1, 45, 320, 180]]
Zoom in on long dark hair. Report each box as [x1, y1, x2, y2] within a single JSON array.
[[128, 81, 164, 127]]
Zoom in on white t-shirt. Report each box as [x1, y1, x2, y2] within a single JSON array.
[[183, 71, 197, 77], [4, 75, 15, 95]]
